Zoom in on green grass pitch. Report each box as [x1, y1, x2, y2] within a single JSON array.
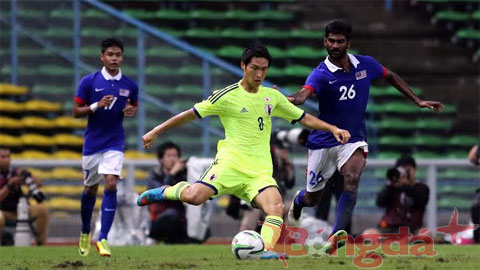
[[1, 244, 479, 270]]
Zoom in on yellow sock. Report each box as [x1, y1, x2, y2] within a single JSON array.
[[260, 215, 283, 250], [163, 181, 190, 200]]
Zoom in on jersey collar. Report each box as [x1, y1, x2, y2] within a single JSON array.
[[324, 53, 360, 73], [101, 66, 122, 81]]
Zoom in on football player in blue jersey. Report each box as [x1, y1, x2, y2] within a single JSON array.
[[286, 18, 443, 254], [73, 37, 139, 257]]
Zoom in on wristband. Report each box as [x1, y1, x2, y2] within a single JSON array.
[[89, 102, 98, 113]]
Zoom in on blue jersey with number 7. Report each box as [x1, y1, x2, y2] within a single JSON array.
[[74, 68, 138, 155]]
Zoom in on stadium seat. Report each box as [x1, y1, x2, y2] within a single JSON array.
[[414, 135, 448, 147], [155, 9, 190, 20], [0, 84, 28, 95], [115, 27, 138, 38], [220, 28, 252, 39], [446, 150, 469, 159], [217, 46, 244, 58], [415, 118, 452, 130], [54, 134, 84, 146], [0, 116, 24, 129], [412, 151, 438, 159], [376, 118, 413, 130], [174, 85, 203, 95], [286, 46, 325, 59], [0, 100, 25, 113], [124, 150, 156, 159], [55, 116, 87, 129], [158, 28, 185, 38], [289, 29, 325, 39], [448, 135, 477, 147], [190, 9, 225, 20], [124, 9, 157, 20], [38, 65, 74, 76], [25, 168, 52, 179], [16, 9, 46, 19], [16, 150, 52, 159], [379, 135, 414, 146], [41, 27, 72, 38], [284, 65, 312, 78], [52, 150, 82, 159], [21, 133, 54, 147], [51, 167, 83, 179], [255, 28, 290, 39], [83, 9, 104, 19], [225, 9, 258, 21], [266, 66, 285, 77], [0, 134, 23, 147], [185, 28, 220, 39], [31, 85, 70, 96], [438, 169, 479, 179], [21, 116, 55, 130], [145, 65, 171, 76], [146, 46, 189, 58], [267, 46, 286, 59], [375, 151, 400, 159], [24, 100, 62, 112], [144, 84, 172, 96], [81, 27, 112, 38]]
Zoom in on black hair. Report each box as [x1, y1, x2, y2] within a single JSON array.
[[325, 18, 352, 40], [395, 155, 417, 169], [0, 145, 10, 151], [101, 37, 124, 53], [156, 141, 181, 159], [241, 43, 272, 67]]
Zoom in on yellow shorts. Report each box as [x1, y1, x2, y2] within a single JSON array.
[[197, 159, 278, 203]]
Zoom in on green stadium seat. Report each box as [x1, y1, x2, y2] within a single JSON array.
[[375, 151, 400, 159], [376, 118, 413, 130], [124, 9, 157, 19], [286, 46, 325, 59], [146, 46, 188, 58], [284, 65, 313, 78], [115, 28, 138, 38], [41, 27, 72, 38], [17, 9, 46, 19], [38, 65, 73, 76], [178, 66, 203, 76], [415, 118, 452, 130], [412, 151, 438, 159], [83, 9, 105, 19], [219, 28, 251, 39], [456, 28, 480, 40], [267, 46, 286, 59], [472, 10, 480, 21], [438, 169, 479, 179], [50, 9, 73, 19], [144, 84, 172, 96], [185, 28, 220, 39], [31, 85, 70, 95], [145, 65, 170, 76], [446, 151, 469, 159], [81, 27, 112, 38], [81, 46, 99, 57], [414, 135, 448, 146], [434, 10, 470, 22], [158, 28, 185, 38], [156, 9, 190, 20], [266, 67, 285, 78], [217, 46, 244, 58], [448, 135, 477, 147], [375, 102, 420, 114], [379, 135, 414, 146], [190, 9, 225, 20], [225, 9, 258, 20], [255, 28, 290, 39], [258, 10, 293, 21], [174, 85, 203, 95], [290, 29, 325, 39]]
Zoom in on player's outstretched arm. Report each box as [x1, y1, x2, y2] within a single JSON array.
[[384, 68, 443, 112], [299, 113, 351, 144], [142, 108, 198, 149], [287, 88, 313, 105]]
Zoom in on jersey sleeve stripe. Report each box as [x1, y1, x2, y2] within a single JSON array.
[[382, 66, 388, 78], [211, 88, 235, 104], [302, 85, 315, 93], [192, 106, 202, 119], [208, 84, 237, 102], [74, 96, 87, 105], [291, 111, 306, 125]]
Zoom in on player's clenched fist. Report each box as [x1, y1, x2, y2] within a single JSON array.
[[332, 127, 350, 144], [142, 131, 157, 149], [98, 95, 115, 108]]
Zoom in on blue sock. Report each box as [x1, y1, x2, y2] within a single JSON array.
[[81, 191, 96, 234], [332, 191, 357, 235], [294, 189, 307, 207], [99, 189, 117, 241]]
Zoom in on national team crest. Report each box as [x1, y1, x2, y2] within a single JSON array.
[[265, 97, 271, 102], [209, 173, 217, 181], [355, 70, 367, 80], [119, 88, 130, 97], [265, 104, 273, 115]]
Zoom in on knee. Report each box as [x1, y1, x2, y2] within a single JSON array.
[[343, 171, 360, 192], [264, 202, 284, 216], [84, 185, 98, 196], [104, 175, 118, 191]]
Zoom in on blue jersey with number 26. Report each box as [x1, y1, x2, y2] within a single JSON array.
[[303, 54, 386, 150], [75, 69, 138, 155]]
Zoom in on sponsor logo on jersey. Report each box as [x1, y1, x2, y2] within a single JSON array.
[[209, 173, 216, 181], [119, 88, 130, 97], [355, 70, 367, 80], [95, 88, 105, 92], [240, 107, 248, 113], [265, 97, 271, 102], [328, 80, 338, 84], [265, 104, 273, 115]]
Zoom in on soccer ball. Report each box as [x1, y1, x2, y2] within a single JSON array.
[[305, 236, 327, 258], [231, 230, 265, 260]]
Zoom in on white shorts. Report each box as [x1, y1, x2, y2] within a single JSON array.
[[306, 141, 368, 192], [82, 150, 124, 186]]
